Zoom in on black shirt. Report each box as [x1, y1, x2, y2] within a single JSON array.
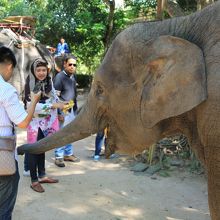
[[53, 70, 78, 111]]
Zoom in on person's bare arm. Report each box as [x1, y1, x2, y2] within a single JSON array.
[[17, 91, 41, 129], [51, 102, 68, 109]]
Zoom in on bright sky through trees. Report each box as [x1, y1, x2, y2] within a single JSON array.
[[115, 0, 124, 8]]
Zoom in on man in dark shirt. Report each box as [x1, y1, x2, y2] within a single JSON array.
[[53, 55, 80, 167]]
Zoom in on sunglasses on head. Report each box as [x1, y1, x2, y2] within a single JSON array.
[[68, 63, 77, 67]]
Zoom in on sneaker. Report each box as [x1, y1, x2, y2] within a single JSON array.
[[23, 170, 30, 177], [64, 155, 80, 162], [93, 155, 100, 162], [55, 158, 65, 167]]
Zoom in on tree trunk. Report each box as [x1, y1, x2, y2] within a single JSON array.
[[157, 0, 184, 19], [157, 0, 167, 19], [166, 0, 185, 17], [103, 0, 115, 51]]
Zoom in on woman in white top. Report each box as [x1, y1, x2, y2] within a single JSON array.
[[23, 58, 67, 193]]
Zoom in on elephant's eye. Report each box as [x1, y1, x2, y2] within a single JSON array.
[[96, 85, 103, 96]]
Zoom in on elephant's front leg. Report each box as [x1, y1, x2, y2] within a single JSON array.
[[206, 144, 220, 220]]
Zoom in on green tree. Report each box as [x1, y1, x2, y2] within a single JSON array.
[[0, 0, 31, 18], [0, 0, 201, 74]]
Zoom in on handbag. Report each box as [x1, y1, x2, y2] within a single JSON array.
[[0, 135, 16, 176]]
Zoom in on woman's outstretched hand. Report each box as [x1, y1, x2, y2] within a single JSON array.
[[51, 102, 69, 110]]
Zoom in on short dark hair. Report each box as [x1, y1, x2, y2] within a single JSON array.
[[0, 46, 17, 67], [64, 54, 77, 62]]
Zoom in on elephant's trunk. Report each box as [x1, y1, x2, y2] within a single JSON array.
[[17, 104, 96, 154]]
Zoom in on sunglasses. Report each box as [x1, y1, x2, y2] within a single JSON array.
[[68, 63, 77, 67]]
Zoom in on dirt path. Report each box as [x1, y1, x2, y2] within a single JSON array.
[[14, 128, 210, 220]]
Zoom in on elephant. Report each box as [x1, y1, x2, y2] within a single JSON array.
[[0, 28, 53, 94], [18, 2, 220, 219]]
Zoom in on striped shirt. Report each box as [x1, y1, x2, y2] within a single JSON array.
[[0, 75, 27, 159]]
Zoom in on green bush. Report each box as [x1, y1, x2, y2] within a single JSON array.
[[76, 74, 93, 88]]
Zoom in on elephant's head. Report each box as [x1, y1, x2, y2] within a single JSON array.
[[17, 34, 206, 156], [17, 3, 220, 219], [0, 29, 54, 94]]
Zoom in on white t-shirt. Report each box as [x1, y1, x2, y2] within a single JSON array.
[[0, 75, 27, 160]]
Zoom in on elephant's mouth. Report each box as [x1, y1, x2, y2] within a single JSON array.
[[105, 138, 117, 158], [95, 108, 135, 157], [95, 111, 117, 157], [96, 107, 109, 131]]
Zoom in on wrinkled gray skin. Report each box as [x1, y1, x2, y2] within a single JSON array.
[[18, 2, 220, 219], [0, 31, 53, 94]]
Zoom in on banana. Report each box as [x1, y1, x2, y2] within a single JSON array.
[[63, 100, 74, 114]]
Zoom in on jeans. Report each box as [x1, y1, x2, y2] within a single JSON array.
[[24, 153, 29, 171], [29, 153, 46, 182], [55, 110, 75, 159], [29, 127, 46, 182], [95, 131, 105, 156], [0, 161, 20, 220]]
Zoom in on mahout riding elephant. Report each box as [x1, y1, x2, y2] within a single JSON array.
[[0, 29, 53, 94], [18, 2, 220, 219]]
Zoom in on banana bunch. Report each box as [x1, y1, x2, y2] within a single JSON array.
[[63, 100, 74, 114]]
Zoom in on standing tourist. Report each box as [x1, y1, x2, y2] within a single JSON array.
[[53, 55, 80, 167], [23, 58, 67, 193], [0, 46, 41, 219]]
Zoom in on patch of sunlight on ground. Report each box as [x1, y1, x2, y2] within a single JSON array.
[[58, 170, 86, 175], [112, 207, 143, 218], [18, 193, 39, 203], [182, 206, 210, 215], [72, 160, 122, 171], [166, 217, 184, 220], [56, 205, 91, 215], [90, 162, 121, 169], [183, 206, 201, 212], [49, 168, 86, 176], [119, 190, 128, 196]]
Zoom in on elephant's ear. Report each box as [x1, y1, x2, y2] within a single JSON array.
[[141, 36, 207, 128]]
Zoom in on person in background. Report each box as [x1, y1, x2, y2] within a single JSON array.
[[53, 54, 80, 167], [56, 37, 70, 56], [23, 152, 30, 176], [23, 58, 68, 193], [93, 131, 106, 161], [0, 46, 41, 219], [93, 128, 116, 161]]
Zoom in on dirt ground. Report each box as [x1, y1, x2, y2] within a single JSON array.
[[13, 94, 210, 220], [13, 128, 210, 220]]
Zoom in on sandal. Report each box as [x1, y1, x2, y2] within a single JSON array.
[[30, 182, 45, 193], [39, 177, 59, 184]]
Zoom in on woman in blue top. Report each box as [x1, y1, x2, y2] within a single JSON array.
[[56, 37, 70, 56]]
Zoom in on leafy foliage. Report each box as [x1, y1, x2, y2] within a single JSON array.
[[0, 0, 199, 74], [76, 74, 92, 88], [138, 135, 204, 175], [124, 0, 157, 20], [0, 0, 30, 17]]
